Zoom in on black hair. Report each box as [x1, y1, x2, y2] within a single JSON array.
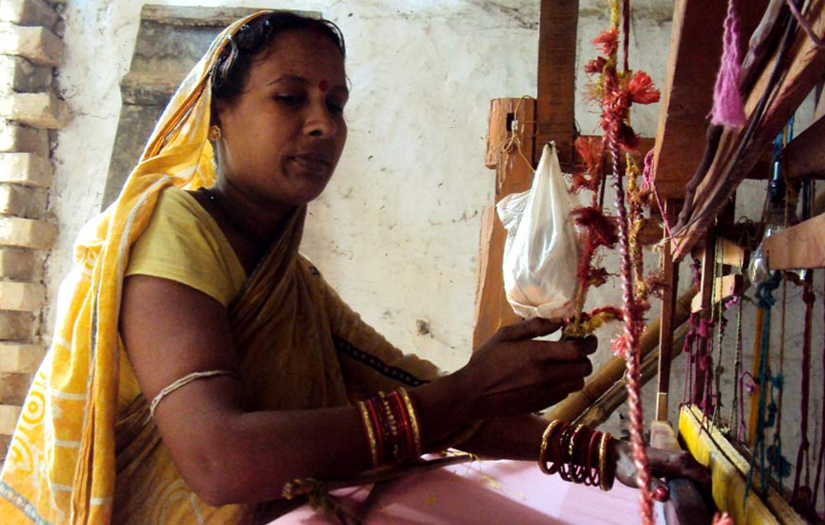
[[211, 11, 346, 106]]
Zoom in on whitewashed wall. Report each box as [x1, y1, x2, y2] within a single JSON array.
[[46, 0, 825, 493], [47, 0, 672, 370]]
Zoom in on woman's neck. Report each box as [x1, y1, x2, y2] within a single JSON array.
[[198, 181, 296, 272]]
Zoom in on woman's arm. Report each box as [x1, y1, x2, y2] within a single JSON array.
[[120, 275, 597, 506]]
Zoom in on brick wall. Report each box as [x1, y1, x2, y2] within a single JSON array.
[[0, 0, 67, 459]]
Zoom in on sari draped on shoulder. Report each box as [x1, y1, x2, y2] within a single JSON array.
[[0, 10, 440, 524]]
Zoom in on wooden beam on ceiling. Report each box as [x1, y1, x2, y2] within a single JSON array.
[[534, 0, 578, 171], [652, 0, 769, 201]]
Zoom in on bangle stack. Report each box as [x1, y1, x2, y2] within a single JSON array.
[[356, 388, 423, 469], [538, 420, 615, 491]]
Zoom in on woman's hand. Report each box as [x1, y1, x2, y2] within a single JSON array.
[[613, 440, 711, 500], [452, 317, 598, 420]]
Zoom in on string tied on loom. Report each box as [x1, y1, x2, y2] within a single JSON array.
[[710, 0, 747, 127], [746, 269, 784, 499]]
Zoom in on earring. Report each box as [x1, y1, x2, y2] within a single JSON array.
[[208, 125, 222, 141]]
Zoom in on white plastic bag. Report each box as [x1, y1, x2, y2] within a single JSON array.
[[496, 142, 581, 320]]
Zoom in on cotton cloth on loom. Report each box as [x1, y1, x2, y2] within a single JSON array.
[[0, 11, 445, 524]]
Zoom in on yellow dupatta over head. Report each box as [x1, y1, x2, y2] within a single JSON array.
[[0, 11, 273, 524]]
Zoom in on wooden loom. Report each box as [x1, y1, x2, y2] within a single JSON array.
[[472, 1, 825, 523]]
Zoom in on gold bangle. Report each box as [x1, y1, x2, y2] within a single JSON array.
[[357, 401, 379, 468], [539, 420, 562, 474], [380, 395, 401, 462], [398, 388, 422, 456], [568, 424, 584, 459], [598, 432, 613, 491]]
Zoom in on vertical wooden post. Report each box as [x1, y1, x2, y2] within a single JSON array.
[[692, 227, 716, 407], [473, 99, 536, 349], [473, 0, 579, 349], [656, 199, 682, 421], [534, 0, 578, 171]]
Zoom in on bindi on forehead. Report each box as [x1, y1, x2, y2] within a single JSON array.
[[318, 79, 329, 92]]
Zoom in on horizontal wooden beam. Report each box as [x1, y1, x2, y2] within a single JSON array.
[[763, 213, 825, 270], [784, 113, 825, 179]]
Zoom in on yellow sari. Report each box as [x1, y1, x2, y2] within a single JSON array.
[[0, 11, 440, 524]]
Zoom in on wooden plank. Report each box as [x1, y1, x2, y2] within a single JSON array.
[[672, 0, 825, 259], [534, 0, 578, 171], [652, 0, 728, 200], [691, 274, 743, 313], [680, 405, 807, 525], [473, 98, 536, 350], [784, 113, 825, 179], [656, 199, 681, 422], [653, 0, 769, 200], [763, 212, 825, 270], [714, 237, 746, 268]]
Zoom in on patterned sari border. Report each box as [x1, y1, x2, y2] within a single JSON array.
[[333, 336, 429, 387], [0, 482, 55, 525]]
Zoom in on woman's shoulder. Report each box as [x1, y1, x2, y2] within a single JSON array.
[[126, 186, 247, 306]]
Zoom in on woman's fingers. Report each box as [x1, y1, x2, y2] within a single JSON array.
[[497, 317, 563, 341], [647, 448, 712, 488], [649, 476, 670, 502]]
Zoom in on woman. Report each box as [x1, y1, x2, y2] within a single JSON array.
[[0, 10, 707, 524]]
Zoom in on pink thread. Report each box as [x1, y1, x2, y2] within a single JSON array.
[[710, 0, 747, 127], [641, 150, 675, 242], [607, 127, 654, 525]]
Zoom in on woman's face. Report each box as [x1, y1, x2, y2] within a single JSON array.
[[214, 28, 348, 209]]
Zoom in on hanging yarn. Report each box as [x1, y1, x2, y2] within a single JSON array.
[[792, 265, 817, 502], [566, 2, 661, 520], [710, 0, 747, 127], [746, 270, 786, 499]]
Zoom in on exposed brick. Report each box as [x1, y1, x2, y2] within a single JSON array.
[[0, 152, 52, 186], [0, 54, 52, 93], [0, 404, 21, 434], [0, 280, 45, 311], [0, 342, 43, 373], [0, 248, 39, 280], [0, 0, 58, 28], [0, 92, 69, 129], [0, 122, 49, 156], [0, 433, 11, 461], [0, 25, 63, 66], [0, 310, 36, 340], [0, 372, 31, 404], [0, 216, 56, 249], [0, 184, 45, 218]]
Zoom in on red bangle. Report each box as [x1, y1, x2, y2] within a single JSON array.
[[584, 430, 602, 486], [364, 398, 386, 466], [390, 391, 415, 460]]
